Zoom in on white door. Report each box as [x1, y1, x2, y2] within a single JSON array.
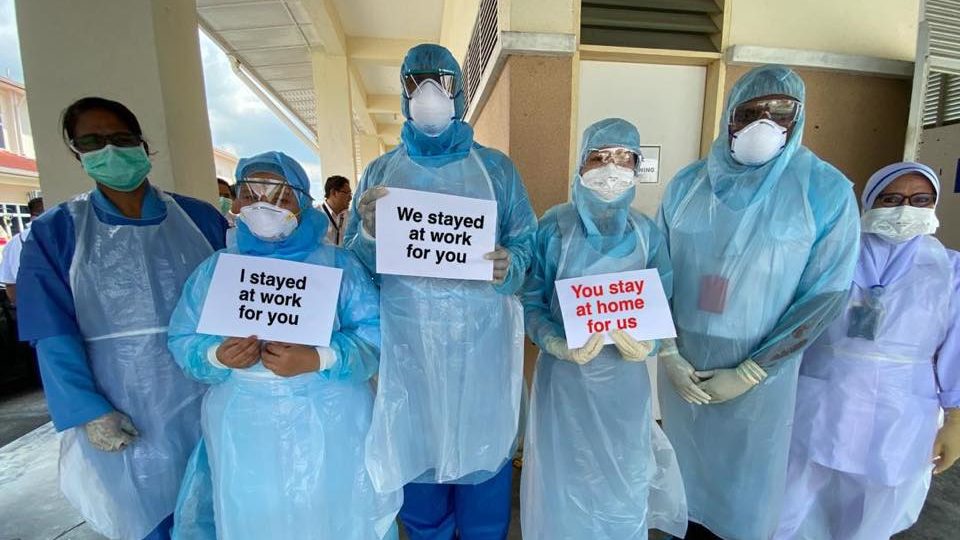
[[578, 61, 707, 418]]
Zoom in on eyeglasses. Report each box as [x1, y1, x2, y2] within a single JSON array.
[[402, 70, 458, 99], [70, 132, 143, 153], [875, 192, 937, 208], [731, 98, 802, 129], [584, 147, 640, 169]]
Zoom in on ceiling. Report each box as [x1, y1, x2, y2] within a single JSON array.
[[197, 0, 446, 146]]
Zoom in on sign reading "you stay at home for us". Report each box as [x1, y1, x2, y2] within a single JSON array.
[[197, 253, 342, 347], [555, 269, 677, 348], [375, 187, 498, 281]]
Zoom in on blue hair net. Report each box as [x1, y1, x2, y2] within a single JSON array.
[[234, 151, 326, 260], [576, 117, 643, 174], [707, 65, 807, 209], [400, 44, 466, 120], [572, 118, 643, 255], [861, 161, 940, 211]]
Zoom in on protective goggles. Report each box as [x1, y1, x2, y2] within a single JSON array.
[[401, 69, 459, 99], [731, 98, 802, 129], [70, 132, 143, 153], [237, 179, 311, 207], [583, 147, 642, 169]]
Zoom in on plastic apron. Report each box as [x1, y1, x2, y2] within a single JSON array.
[[521, 205, 687, 540], [365, 148, 525, 492], [203, 363, 401, 539], [789, 235, 951, 484], [59, 191, 211, 539], [659, 157, 815, 540]]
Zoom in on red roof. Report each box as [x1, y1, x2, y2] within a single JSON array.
[[0, 150, 38, 173]]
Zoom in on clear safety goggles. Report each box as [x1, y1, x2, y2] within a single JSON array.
[[731, 97, 802, 129], [402, 69, 459, 99], [237, 178, 310, 207], [583, 146, 641, 170]]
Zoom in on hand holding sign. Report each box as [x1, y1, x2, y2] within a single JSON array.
[[261, 342, 323, 377], [358, 186, 389, 237], [555, 269, 676, 349], [216, 336, 261, 368], [484, 246, 511, 284], [376, 187, 498, 281]]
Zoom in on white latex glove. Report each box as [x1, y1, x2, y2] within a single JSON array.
[[484, 246, 511, 284], [84, 411, 139, 452], [357, 186, 388, 237], [695, 359, 767, 404], [609, 330, 654, 361], [544, 333, 605, 365], [660, 339, 712, 405]]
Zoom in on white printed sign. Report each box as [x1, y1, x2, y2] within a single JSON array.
[[375, 187, 498, 280], [555, 269, 676, 348], [638, 145, 661, 184], [197, 253, 342, 347]]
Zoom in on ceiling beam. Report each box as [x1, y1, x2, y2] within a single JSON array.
[[347, 37, 421, 65], [367, 94, 401, 114], [349, 66, 377, 135], [301, 0, 347, 54]]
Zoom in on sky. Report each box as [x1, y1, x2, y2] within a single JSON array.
[[0, 0, 326, 198]]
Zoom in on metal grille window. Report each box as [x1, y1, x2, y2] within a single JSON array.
[[462, 0, 499, 109], [0, 203, 30, 237], [581, 0, 722, 52], [921, 0, 960, 127]]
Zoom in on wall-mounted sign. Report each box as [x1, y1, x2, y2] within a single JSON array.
[[638, 145, 661, 184]]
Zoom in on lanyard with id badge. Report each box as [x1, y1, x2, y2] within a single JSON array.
[[847, 286, 885, 341]]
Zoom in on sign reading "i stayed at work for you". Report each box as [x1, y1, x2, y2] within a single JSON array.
[[197, 253, 342, 347]]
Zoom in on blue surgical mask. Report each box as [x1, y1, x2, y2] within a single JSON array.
[[80, 144, 152, 192]]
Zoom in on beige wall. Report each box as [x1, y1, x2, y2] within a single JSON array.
[[473, 55, 574, 217], [0, 181, 38, 206], [918, 122, 960, 250], [724, 65, 912, 193], [500, 0, 577, 34], [728, 0, 920, 61], [472, 53, 574, 383], [440, 0, 482, 62]]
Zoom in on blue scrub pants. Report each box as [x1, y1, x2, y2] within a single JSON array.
[[142, 514, 173, 540], [399, 463, 513, 540]]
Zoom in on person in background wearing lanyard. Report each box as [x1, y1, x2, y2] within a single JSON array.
[[16, 96, 227, 540], [775, 162, 960, 540], [321, 174, 351, 246]]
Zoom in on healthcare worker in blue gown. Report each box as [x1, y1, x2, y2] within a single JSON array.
[[520, 118, 687, 540], [16, 97, 227, 540], [775, 162, 960, 540], [167, 151, 401, 540], [656, 65, 861, 540], [344, 44, 537, 539]]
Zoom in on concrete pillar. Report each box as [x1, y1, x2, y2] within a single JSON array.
[[312, 53, 356, 181], [357, 134, 382, 179], [15, 0, 217, 205]]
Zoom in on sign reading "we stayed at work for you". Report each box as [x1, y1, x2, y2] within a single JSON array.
[[375, 187, 498, 281]]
